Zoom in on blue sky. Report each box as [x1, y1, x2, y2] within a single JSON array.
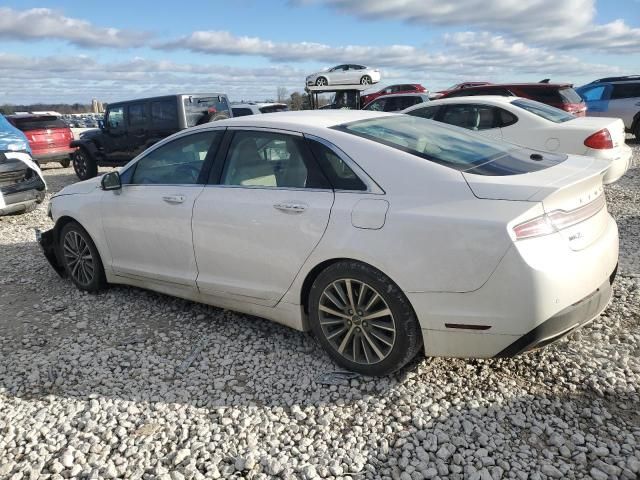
[[0, 0, 638, 104]]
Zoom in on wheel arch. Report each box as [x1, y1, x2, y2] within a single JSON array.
[[299, 257, 412, 316]]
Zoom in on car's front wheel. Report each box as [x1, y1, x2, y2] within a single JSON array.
[[309, 261, 423, 376], [360, 75, 372, 85], [59, 157, 71, 168], [316, 77, 328, 87], [59, 221, 106, 292], [72, 147, 97, 180]]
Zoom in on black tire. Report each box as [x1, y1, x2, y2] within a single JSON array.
[[59, 221, 106, 292], [360, 75, 372, 85], [72, 147, 97, 180], [633, 120, 640, 141], [59, 157, 71, 168], [309, 261, 422, 376], [316, 77, 328, 87]]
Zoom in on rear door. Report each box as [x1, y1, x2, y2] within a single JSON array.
[[192, 128, 334, 306], [578, 84, 612, 117], [126, 102, 150, 159]]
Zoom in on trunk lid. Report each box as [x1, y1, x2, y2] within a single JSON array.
[[463, 153, 609, 212], [26, 127, 73, 151]]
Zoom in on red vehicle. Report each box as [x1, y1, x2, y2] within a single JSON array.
[[430, 82, 492, 99], [360, 83, 426, 107], [439, 82, 587, 116], [7, 115, 75, 167]]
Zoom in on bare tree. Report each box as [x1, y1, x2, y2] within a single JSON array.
[[277, 86, 288, 103]]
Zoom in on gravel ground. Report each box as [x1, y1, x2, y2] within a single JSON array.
[[0, 142, 639, 480]]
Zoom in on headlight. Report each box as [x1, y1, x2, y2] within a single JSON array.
[[7, 142, 28, 151]]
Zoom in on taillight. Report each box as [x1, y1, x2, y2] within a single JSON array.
[[513, 195, 606, 240], [584, 129, 613, 149]]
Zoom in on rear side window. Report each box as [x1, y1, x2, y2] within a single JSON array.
[[128, 103, 147, 127], [307, 139, 367, 191], [439, 104, 500, 130], [579, 85, 608, 101], [611, 83, 640, 99], [232, 108, 254, 117], [8, 116, 67, 131], [259, 105, 288, 114], [511, 99, 574, 123], [407, 105, 440, 119], [151, 100, 178, 127]]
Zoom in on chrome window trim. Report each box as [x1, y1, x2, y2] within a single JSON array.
[[304, 133, 385, 194]]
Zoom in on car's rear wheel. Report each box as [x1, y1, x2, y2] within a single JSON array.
[[59, 157, 71, 168], [72, 147, 97, 180], [316, 77, 328, 87], [360, 75, 372, 85], [59, 221, 106, 292], [309, 261, 423, 376]]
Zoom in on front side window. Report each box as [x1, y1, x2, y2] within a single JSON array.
[[364, 98, 386, 111], [511, 99, 574, 123], [307, 139, 366, 191], [130, 131, 222, 185], [611, 83, 640, 100], [222, 131, 328, 189], [107, 106, 124, 129], [406, 105, 440, 119]]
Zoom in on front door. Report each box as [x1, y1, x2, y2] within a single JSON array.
[[101, 105, 130, 164], [101, 129, 224, 286], [192, 129, 334, 306]]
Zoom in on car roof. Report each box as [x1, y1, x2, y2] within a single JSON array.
[[192, 110, 394, 131], [371, 93, 428, 99], [424, 95, 516, 106], [109, 93, 227, 106], [461, 83, 573, 89]]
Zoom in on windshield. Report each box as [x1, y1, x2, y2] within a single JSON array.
[[334, 115, 566, 174], [445, 84, 461, 90], [512, 99, 574, 123]]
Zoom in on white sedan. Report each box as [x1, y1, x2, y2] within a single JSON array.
[[403, 96, 632, 184], [306, 64, 381, 87], [39, 111, 618, 375]]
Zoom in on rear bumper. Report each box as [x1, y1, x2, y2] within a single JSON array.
[[600, 144, 632, 184], [495, 268, 615, 357], [32, 148, 75, 163]]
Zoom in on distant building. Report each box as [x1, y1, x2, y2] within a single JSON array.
[[91, 99, 104, 113]]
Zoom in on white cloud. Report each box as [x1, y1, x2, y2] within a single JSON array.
[[0, 7, 150, 48], [303, 0, 640, 53]]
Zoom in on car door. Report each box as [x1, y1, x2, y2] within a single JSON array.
[[126, 102, 150, 159], [102, 105, 130, 163], [100, 129, 224, 287], [331, 65, 350, 84], [191, 128, 334, 306], [608, 83, 640, 127], [579, 84, 612, 117]]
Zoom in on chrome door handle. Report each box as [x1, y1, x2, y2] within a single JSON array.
[[273, 202, 307, 213], [162, 195, 185, 204]]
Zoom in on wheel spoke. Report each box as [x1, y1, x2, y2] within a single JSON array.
[[332, 282, 349, 307], [360, 336, 370, 364], [361, 328, 385, 360], [368, 329, 393, 347], [362, 308, 391, 321], [364, 293, 380, 312], [323, 290, 345, 310], [345, 279, 356, 311], [368, 320, 395, 332], [356, 282, 366, 308], [319, 305, 350, 319], [337, 326, 355, 353], [326, 326, 348, 341], [320, 318, 345, 326]]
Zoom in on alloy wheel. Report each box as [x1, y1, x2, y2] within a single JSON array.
[[73, 151, 87, 178], [318, 278, 396, 365], [63, 230, 95, 286], [316, 78, 327, 86], [361, 76, 371, 85]]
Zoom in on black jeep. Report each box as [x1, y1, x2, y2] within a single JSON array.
[[71, 93, 232, 180]]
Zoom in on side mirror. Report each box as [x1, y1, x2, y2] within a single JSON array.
[[101, 171, 121, 191]]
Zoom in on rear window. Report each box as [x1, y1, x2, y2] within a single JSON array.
[[511, 99, 574, 123], [333, 115, 566, 174], [520, 87, 583, 105], [9, 116, 67, 131], [183, 96, 230, 127], [559, 87, 583, 104]]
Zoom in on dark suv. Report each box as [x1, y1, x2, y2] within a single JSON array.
[[71, 93, 231, 180], [440, 82, 586, 116]]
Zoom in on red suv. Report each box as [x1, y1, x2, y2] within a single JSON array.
[[361, 84, 426, 107], [430, 82, 492, 99], [7, 115, 75, 167], [440, 83, 586, 116]]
